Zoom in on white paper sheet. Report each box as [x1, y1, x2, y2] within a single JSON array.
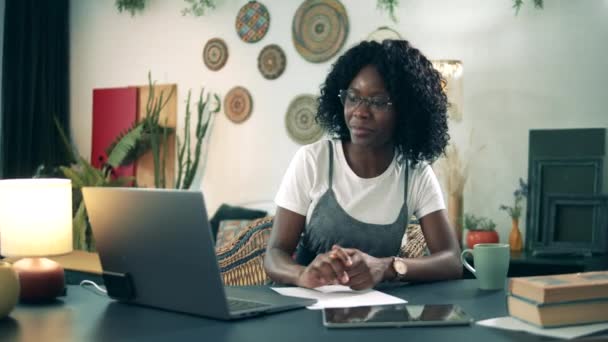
[[271, 285, 406, 310], [476, 316, 608, 340]]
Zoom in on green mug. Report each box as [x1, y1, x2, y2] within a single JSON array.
[[461, 243, 510, 290]]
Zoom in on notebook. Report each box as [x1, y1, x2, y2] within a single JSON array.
[[82, 187, 315, 320]]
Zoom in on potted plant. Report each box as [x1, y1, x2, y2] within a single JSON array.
[[106, 73, 220, 190], [37, 118, 133, 252], [105, 72, 175, 189], [464, 213, 499, 248], [499, 178, 528, 252]]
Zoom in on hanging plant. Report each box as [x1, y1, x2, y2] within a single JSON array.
[[377, 0, 399, 23], [182, 0, 217, 17], [115, 0, 147, 17], [512, 0, 543, 15]]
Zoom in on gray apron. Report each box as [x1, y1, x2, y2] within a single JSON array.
[[295, 140, 409, 265]]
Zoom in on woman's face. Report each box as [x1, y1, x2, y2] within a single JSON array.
[[342, 65, 396, 149]]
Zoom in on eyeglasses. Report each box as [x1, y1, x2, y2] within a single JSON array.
[[338, 89, 393, 112]]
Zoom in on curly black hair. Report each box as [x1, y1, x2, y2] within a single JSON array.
[[316, 40, 449, 166]]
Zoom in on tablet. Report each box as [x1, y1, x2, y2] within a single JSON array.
[[322, 304, 474, 328]]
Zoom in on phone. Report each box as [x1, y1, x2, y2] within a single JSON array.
[[322, 304, 474, 328]]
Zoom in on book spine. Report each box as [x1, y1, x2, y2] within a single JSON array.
[[509, 293, 608, 307], [508, 295, 608, 327], [509, 278, 545, 303], [511, 278, 608, 304]]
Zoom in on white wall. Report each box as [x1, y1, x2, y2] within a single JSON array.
[[70, 0, 608, 243]]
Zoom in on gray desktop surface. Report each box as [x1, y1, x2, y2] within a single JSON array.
[[2, 279, 602, 342]]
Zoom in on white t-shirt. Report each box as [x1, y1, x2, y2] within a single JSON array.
[[275, 139, 446, 225]]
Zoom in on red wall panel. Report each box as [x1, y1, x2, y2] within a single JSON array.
[[91, 87, 138, 179]]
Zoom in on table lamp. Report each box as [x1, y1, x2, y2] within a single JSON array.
[[0, 178, 73, 302]]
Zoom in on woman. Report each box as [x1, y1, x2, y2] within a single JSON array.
[[264, 40, 462, 290]]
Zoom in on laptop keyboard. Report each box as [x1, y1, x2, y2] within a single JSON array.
[[227, 298, 271, 312]]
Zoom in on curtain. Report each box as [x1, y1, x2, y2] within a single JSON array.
[[1, 0, 70, 178]]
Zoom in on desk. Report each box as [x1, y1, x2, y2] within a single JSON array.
[[2, 279, 605, 342], [5, 251, 605, 285]]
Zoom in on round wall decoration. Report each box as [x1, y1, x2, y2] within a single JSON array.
[[203, 38, 229, 71], [258, 44, 286, 80], [366, 26, 402, 43], [292, 0, 349, 63], [285, 94, 323, 144], [224, 86, 253, 123], [235, 1, 270, 43]]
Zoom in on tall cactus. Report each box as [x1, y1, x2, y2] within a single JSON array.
[[175, 88, 220, 189]]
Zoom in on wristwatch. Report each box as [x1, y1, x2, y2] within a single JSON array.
[[392, 257, 408, 281]]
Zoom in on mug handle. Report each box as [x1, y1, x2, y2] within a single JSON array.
[[461, 249, 476, 277]]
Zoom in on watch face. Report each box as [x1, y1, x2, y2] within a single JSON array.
[[394, 259, 407, 275]]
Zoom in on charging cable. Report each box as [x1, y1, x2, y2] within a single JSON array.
[[80, 280, 108, 295]]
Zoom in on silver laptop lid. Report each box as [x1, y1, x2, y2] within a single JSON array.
[[82, 187, 232, 318]]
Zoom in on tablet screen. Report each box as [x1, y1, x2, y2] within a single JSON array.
[[323, 304, 473, 328]]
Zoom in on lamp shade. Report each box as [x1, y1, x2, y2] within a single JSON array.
[[0, 178, 73, 257]]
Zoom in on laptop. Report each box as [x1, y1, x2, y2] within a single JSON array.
[[82, 187, 315, 320]]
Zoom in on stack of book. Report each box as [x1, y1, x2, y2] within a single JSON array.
[[507, 271, 608, 327]]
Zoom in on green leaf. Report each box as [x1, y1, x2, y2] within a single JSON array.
[[182, 0, 216, 17], [73, 201, 87, 250], [59, 166, 85, 188], [53, 116, 77, 164], [376, 0, 399, 23], [512, 0, 543, 15], [115, 0, 147, 17], [106, 124, 146, 167]]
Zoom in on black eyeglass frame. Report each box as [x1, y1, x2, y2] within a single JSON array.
[[337, 89, 393, 112]]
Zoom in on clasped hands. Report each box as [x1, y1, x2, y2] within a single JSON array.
[[296, 245, 387, 290]]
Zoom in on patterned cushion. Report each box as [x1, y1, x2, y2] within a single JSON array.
[[399, 224, 428, 258], [209, 204, 267, 240], [216, 216, 274, 286], [215, 219, 253, 249], [215, 218, 428, 286]]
